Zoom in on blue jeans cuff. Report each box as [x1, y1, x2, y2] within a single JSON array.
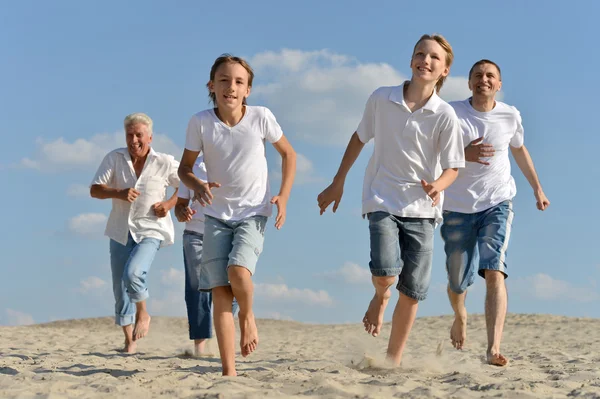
[[115, 314, 135, 326]]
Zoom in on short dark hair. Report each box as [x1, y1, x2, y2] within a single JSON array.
[[468, 59, 502, 80]]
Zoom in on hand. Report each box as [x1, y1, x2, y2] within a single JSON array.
[[270, 195, 288, 230], [119, 188, 140, 203], [465, 137, 495, 165], [421, 179, 442, 207], [193, 181, 221, 207], [152, 202, 170, 218], [317, 180, 344, 215], [175, 203, 196, 222], [534, 190, 550, 211]]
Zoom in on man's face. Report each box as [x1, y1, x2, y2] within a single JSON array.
[[468, 63, 502, 98], [208, 62, 251, 112], [125, 123, 152, 159]]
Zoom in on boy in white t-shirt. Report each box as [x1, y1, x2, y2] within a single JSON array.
[[442, 59, 550, 366], [318, 34, 465, 366], [178, 54, 296, 376]]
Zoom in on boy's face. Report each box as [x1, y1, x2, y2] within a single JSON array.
[[208, 62, 251, 111], [410, 39, 449, 86], [468, 63, 502, 98]]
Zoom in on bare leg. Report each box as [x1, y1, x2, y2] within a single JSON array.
[[132, 300, 151, 341], [485, 270, 508, 366], [228, 266, 258, 357], [363, 276, 396, 337], [386, 292, 419, 366], [447, 285, 468, 349], [121, 324, 136, 353], [213, 286, 236, 376], [194, 339, 208, 356]]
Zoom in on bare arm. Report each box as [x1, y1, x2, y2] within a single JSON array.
[[317, 132, 366, 214], [174, 196, 196, 222], [90, 184, 138, 202], [420, 168, 459, 207], [271, 135, 297, 229], [510, 145, 550, 210], [178, 149, 220, 206]]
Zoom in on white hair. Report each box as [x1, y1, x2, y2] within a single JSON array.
[[124, 113, 153, 136]]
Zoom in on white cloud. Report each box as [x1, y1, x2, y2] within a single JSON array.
[[271, 152, 323, 185], [512, 273, 599, 303], [4, 309, 35, 326], [67, 184, 90, 198], [317, 262, 371, 285], [20, 131, 181, 172], [67, 213, 107, 236], [250, 49, 472, 146], [160, 267, 185, 287], [254, 282, 333, 307], [77, 276, 107, 294], [257, 311, 293, 321]]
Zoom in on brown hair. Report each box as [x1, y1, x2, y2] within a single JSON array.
[[207, 54, 254, 105], [468, 59, 502, 80], [412, 34, 454, 93]]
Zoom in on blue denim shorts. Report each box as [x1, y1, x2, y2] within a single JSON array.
[[199, 215, 267, 290], [441, 200, 514, 294], [368, 211, 435, 301]]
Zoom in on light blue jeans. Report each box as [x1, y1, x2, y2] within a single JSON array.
[[109, 233, 161, 326]]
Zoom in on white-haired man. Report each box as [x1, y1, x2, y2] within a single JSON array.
[[91, 113, 179, 353]]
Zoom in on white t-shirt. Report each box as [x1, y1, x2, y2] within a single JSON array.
[[91, 147, 180, 247], [443, 99, 524, 214], [184, 106, 283, 221], [357, 83, 465, 225], [178, 156, 207, 235]]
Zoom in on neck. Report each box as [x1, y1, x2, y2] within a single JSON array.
[[215, 105, 245, 127], [130, 149, 149, 164], [470, 95, 496, 112], [404, 80, 436, 111]]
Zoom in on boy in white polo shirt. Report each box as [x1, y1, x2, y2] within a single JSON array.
[[442, 59, 550, 366], [178, 54, 296, 376], [318, 34, 465, 366]]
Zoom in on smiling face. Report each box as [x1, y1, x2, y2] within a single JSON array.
[[410, 39, 450, 88], [208, 61, 252, 112], [468, 62, 502, 99], [125, 122, 152, 159]]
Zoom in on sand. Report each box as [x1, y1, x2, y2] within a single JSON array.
[[1, 314, 600, 398]]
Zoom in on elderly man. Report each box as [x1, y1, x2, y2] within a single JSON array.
[[91, 113, 179, 353]]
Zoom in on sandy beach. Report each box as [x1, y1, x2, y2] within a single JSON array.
[[1, 314, 600, 398]]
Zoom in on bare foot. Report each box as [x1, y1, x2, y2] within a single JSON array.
[[121, 340, 137, 354], [133, 310, 151, 341], [487, 352, 509, 366], [450, 315, 467, 349], [238, 312, 258, 357], [362, 289, 391, 337], [194, 339, 208, 357], [222, 368, 237, 377]]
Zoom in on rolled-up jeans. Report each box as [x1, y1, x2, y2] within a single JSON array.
[[109, 233, 161, 326]]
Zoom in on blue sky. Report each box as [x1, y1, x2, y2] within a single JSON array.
[[1, 0, 598, 326]]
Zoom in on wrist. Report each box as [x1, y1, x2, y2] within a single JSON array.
[[332, 174, 346, 185]]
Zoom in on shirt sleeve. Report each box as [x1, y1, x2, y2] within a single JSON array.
[[262, 107, 284, 143], [437, 111, 466, 169], [90, 151, 116, 187], [510, 108, 525, 148], [167, 156, 180, 188], [184, 115, 203, 152], [178, 182, 191, 199], [356, 91, 377, 144]]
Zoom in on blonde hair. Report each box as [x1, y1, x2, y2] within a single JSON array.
[[124, 113, 153, 136], [412, 34, 454, 93], [207, 54, 254, 105]]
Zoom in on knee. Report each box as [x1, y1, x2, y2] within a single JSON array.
[[372, 275, 396, 290], [228, 265, 251, 283], [124, 268, 146, 288], [448, 280, 467, 295], [484, 270, 505, 285]]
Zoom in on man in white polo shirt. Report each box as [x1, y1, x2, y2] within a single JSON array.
[[90, 112, 179, 353], [442, 60, 550, 366]]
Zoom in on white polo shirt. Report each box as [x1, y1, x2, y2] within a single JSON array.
[[357, 83, 465, 224], [178, 156, 207, 235], [184, 106, 283, 221], [443, 99, 525, 214], [91, 147, 180, 247]]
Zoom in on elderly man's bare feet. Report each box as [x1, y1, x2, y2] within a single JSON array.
[[362, 289, 391, 337], [239, 311, 258, 357], [133, 310, 151, 341], [450, 314, 467, 349], [120, 339, 137, 354], [487, 351, 509, 366]]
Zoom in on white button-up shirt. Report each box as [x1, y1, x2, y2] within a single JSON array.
[[91, 147, 180, 247]]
